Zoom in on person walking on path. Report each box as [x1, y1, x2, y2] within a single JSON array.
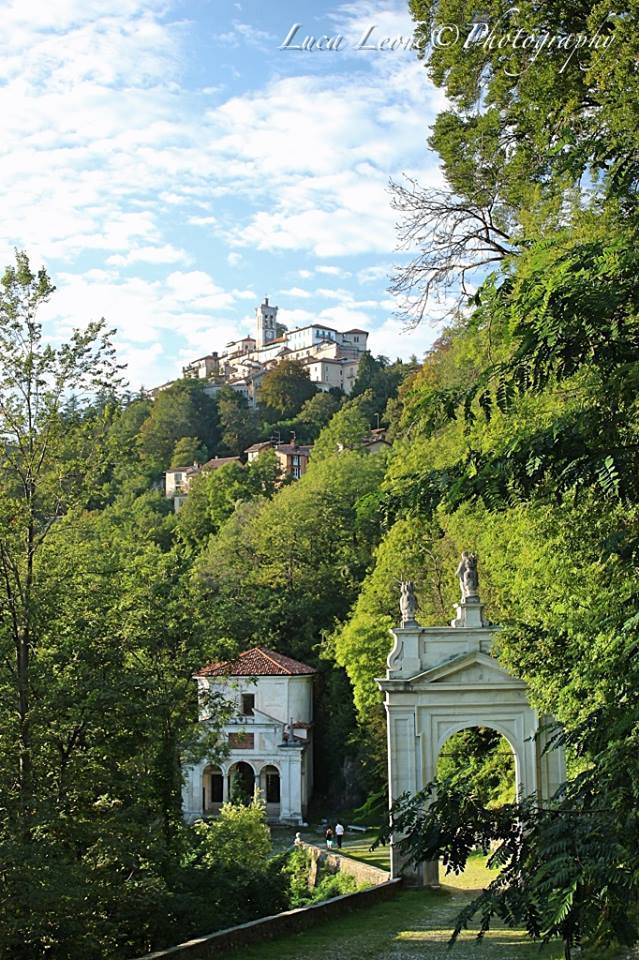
[[324, 825, 334, 849], [335, 821, 345, 849]]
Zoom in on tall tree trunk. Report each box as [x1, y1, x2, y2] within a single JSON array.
[[16, 625, 32, 839]]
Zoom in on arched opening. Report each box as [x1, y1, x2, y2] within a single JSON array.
[[202, 765, 224, 813], [228, 761, 255, 804], [261, 764, 281, 816], [436, 726, 517, 808]]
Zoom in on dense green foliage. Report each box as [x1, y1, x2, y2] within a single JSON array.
[[0, 256, 414, 956], [138, 379, 219, 473], [282, 847, 359, 908], [380, 779, 635, 960], [353, 2, 639, 957], [258, 358, 317, 417], [436, 729, 515, 809]]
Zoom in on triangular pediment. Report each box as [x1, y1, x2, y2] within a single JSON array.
[[409, 651, 525, 687]]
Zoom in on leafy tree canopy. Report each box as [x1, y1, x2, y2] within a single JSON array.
[[171, 435, 209, 468], [138, 379, 219, 471], [258, 358, 317, 418]]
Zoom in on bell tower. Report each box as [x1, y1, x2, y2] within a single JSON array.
[[256, 297, 278, 348]]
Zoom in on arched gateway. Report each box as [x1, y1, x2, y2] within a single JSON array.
[[377, 554, 565, 886]]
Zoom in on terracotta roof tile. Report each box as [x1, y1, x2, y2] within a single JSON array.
[[196, 646, 316, 677]]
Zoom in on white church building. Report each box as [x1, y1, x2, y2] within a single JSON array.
[[182, 646, 316, 824]]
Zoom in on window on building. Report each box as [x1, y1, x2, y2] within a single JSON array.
[[293, 465, 301, 479], [210, 768, 223, 803], [204, 765, 223, 808], [241, 693, 255, 716], [228, 732, 254, 749]]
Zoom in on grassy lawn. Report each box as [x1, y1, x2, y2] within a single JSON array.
[[231, 853, 566, 960], [334, 831, 390, 871]]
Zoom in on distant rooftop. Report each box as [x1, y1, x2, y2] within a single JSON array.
[[201, 456, 240, 470], [275, 443, 312, 456]]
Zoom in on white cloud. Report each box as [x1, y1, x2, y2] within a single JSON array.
[[38, 267, 260, 387], [358, 263, 392, 284], [368, 314, 441, 360], [279, 286, 312, 299], [316, 265, 351, 277], [0, 0, 448, 384], [107, 244, 189, 267], [0, 0, 444, 267], [188, 215, 218, 226], [215, 21, 276, 50]]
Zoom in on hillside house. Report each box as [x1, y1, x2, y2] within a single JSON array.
[[244, 440, 312, 480], [164, 456, 240, 510]]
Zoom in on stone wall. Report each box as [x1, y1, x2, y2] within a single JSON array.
[[133, 878, 401, 960], [303, 842, 390, 887]]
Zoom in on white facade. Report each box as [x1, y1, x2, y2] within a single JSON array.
[[173, 299, 369, 402], [182, 654, 314, 825], [378, 587, 565, 886], [164, 465, 196, 496], [183, 354, 220, 380], [306, 358, 359, 394]]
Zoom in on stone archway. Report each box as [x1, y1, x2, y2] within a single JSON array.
[[202, 764, 225, 813], [436, 724, 518, 807], [260, 763, 281, 817], [228, 761, 256, 803], [377, 559, 565, 886]]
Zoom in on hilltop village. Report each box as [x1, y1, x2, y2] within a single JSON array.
[[157, 298, 392, 507], [156, 297, 370, 407]]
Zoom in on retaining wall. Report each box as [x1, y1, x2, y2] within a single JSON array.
[[134, 877, 401, 960]]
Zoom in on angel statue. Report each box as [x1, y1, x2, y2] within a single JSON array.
[[456, 551, 479, 602], [399, 579, 418, 625]]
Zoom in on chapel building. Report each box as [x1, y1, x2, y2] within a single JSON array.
[[182, 646, 316, 824]]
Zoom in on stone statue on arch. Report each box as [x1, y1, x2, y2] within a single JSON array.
[[456, 550, 479, 602], [399, 579, 418, 626]]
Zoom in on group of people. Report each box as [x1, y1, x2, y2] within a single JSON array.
[[292, 820, 346, 850], [324, 821, 345, 850]]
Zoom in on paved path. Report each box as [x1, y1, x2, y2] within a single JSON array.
[[234, 854, 564, 960]]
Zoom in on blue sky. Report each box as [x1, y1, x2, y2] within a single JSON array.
[[1, 0, 447, 389]]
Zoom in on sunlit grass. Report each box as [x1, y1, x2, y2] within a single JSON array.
[[231, 853, 566, 960], [251, 842, 625, 960]]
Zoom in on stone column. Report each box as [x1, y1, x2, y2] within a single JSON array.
[[386, 702, 425, 886], [222, 766, 229, 803], [279, 754, 292, 821], [288, 752, 303, 823]]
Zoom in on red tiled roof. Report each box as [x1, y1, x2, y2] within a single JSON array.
[[196, 646, 316, 677]]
